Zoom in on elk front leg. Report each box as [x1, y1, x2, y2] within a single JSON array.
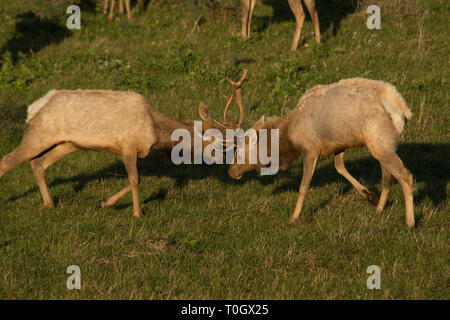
[[287, 0, 306, 51], [241, 0, 256, 38], [289, 151, 318, 223], [122, 149, 144, 218]]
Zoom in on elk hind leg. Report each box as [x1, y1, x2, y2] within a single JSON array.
[[99, 185, 132, 208], [108, 0, 115, 22], [241, 0, 256, 38], [125, 0, 131, 20], [30, 143, 78, 208], [0, 135, 58, 180], [119, 0, 124, 14], [334, 151, 377, 205], [304, 0, 320, 43], [122, 148, 143, 218], [368, 144, 414, 227], [376, 164, 394, 213], [103, 0, 108, 13]]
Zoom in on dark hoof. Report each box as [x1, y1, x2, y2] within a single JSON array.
[[95, 201, 105, 211], [362, 189, 378, 206]]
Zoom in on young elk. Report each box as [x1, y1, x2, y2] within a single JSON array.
[[0, 72, 247, 218], [241, 0, 320, 51], [104, 0, 131, 23], [228, 78, 415, 227]]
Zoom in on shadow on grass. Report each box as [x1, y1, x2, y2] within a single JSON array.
[[259, 143, 449, 208], [5, 143, 449, 213], [0, 11, 70, 65], [6, 151, 230, 206], [252, 0, 359, 40]]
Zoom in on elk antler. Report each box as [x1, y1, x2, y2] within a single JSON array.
[[220, 68, 248, 129]]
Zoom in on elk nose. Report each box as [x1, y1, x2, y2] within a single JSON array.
[[228, 166, 241, 180]]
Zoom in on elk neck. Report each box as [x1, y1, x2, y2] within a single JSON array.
[[149, 106, 195, 152], [263, 113, 300, 170]]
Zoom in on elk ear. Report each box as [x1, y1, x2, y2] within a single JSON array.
[[199, 102, 211, 122], [252, 116, 265, 131]]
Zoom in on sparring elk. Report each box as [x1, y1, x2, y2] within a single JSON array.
[[240, 0, 320, 51], [0, 71, 248, 218], [228, 78, 415, 227]]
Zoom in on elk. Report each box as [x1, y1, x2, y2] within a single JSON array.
[[228, 78, 415, 227], [240, 0, 320, 51], [0, 71, 248, 218], [104, 0, 131, 23]]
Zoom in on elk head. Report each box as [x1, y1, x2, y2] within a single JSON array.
[[227, 115, 266, 179]]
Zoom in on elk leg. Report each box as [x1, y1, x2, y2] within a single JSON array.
[[304, 0, 320, 43], [100, 185, 132, 208], [103, 0, 108, 13], [0, 136, 58, 180], [287, 0, 306, 51], [125, 0, 131, 20], [30, 143, 78, 208], [334, 151, 376, 205], [108, 0, 115, 23], [119, 0, 124, 14], [289, 151, 318, 223], [241, 0, 256, 38], [367, 142, 414, 227], [379, 155, 414, 227], [122, 149, 144, 218], [376, 164, 394, 213]]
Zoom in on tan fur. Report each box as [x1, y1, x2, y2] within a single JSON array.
[[240, 0, 320, 51], [229, 78, 415, 227], [1, 90, 218, 218]]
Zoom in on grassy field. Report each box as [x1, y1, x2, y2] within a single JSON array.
[[0, 0, 448, 299]]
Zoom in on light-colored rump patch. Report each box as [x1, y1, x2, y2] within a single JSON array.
[[26, 89, 57, 123], [381, 85, 412, 134]]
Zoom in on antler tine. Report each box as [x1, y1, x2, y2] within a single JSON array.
[[222, 68, 248, 129], [223, 68, 248, 89]]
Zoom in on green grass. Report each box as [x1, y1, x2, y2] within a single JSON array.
[[0, 0, 448, 299]]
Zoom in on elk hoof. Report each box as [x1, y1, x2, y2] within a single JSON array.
[[362, 189, 377, 206], [406, 218, 415, 228], [288, 217, 298, 224], [133, 211, 144, 218], [95, 201, 106, 211], [43, 202, 55, 209]]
